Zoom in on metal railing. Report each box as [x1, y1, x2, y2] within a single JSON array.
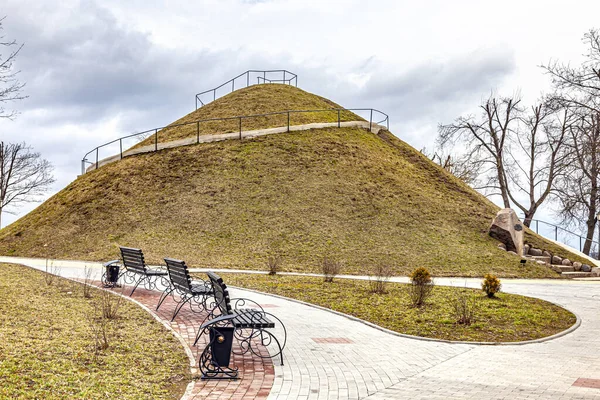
[[81, 107, 389, 174], [527, 217, 599, 256], [195, 70, 298, 109]]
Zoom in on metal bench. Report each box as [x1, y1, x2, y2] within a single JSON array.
[[194, 272, 286, 378], [119, 246, 168, 296], [157, 258, 214, 322]]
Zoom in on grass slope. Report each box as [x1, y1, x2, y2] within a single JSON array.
[[0, 263, 188, 399], [0, 121, 585, 277], [135, 84, 362, 147]]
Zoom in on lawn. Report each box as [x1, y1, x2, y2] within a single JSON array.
[[0, 263, 190, 399], [218, 273, 577, 342]]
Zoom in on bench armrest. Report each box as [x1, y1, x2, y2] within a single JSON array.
[[103, 259, 121, 267], [200, 314, 236, 330]]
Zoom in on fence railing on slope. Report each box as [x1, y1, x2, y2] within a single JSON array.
[[195, 70, 298, 109], [526, 217, 599, 258], [80, 108, 389, 175]]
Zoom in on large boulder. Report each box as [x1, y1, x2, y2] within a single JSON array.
[[561, 258, 572, 266], [573, 261, 583, 271], [489, 209, 524, 256], [543, 250, 552, 258], [552, 255, 563, 265], [523, 244, 530, 256]]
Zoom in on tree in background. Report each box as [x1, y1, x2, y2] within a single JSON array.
[[0, 17, 54, 227], [544, 29, 600, 255], [438, 94, 570, 227], [438, 94, 521, 209]]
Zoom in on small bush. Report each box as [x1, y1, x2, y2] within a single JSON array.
[[43, 261, 61, 286], [409, 267, 433, 307], [369, 264, 392, 294], [82, 266, 94, 298], [322, 256, 342, 283], [100, 288, 124, 320], [482, 273, 502, 298], [266, 255, 282, 276], [452, 290, 479, 325]]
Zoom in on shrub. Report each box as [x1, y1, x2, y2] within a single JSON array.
[[452, 290, 479, 325], [369, 264, 392, 294], [409, 267, 433, 307], [266, 255, 282, 276], [322, 256, 342, 283], [82, 266, 94, 298], [482, 273, 502, 298]]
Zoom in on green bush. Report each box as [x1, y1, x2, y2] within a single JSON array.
[[482, 273, 502, 298], [409, 267, 433, 307]]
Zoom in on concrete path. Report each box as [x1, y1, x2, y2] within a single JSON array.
[[86, 120, 386, 172], [3, 256, 600, 399]]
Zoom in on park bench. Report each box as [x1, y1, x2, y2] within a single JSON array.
[[157, 258, 214, 322], [118, 246, 168, 296], [194, 271, 287, 377]]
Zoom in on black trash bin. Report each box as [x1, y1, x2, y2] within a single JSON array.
[[200, 326, 238, 379], [102, 260, 121, 288]]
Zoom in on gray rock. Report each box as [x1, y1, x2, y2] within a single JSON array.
[[573, 261, 583, 271], [552, 255, 563, 265], [523, 244, 530, 256], [529, 248, 543, 256], [592, 267, 600, 277], [561, 258, 572, 266], [489, 209, 524, 256], [498, 243, 507, 251], [543, 250, 552, 258], [582, 264, 592, 272]]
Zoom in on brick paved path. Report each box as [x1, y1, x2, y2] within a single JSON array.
[[3, 256, 600, 399]]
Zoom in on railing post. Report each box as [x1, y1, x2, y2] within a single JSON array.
[[287, 112, 290, 132], [283, 70, 286, 84], [369, 109, 373, 132], [213, 90, 216, 102], [580, 236, 583, 252], [239, 117, 242, 140], [536, 220, 538, 233], [120, 139, 123, 160], [247, 72, 249, 87], [81, 160, 84, 175], [263, 71, 266, 83], [232, 79, 235, 91], [197, 121, 200, 144], [195, 96, 197, 110], [338, 109, 341, 128], [96, 148, 99, 170], [555, 225, 558, 241], [155, 129, 158, 151]]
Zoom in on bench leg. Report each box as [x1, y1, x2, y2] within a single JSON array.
[[171, 294, 194, 322], [129, 276, 146, 297], [156, 286, 175, 311]]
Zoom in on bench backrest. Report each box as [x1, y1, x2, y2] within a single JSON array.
[[207, 271, 233, 316], [120, 247, 147, 274], [164, 258, 193, 293]]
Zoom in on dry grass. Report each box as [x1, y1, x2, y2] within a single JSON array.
[[0, 85, 588, 278], [134, 84, 362, 148], [0, 263, 189, 399], [219, 273, 577, 342]]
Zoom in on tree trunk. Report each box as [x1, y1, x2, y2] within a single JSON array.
[[583, 219, 596, 255]]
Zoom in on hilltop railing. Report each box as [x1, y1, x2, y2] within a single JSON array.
[[195, 70, 298, 109], [81, 108, 389, 175], [526, 217, 599, 257]]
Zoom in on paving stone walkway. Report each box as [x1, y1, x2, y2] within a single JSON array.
[[2, 256, 600, 399]]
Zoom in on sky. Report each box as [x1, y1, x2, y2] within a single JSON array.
[[1, 0, 599, 230]]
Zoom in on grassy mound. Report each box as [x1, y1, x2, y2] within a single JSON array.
[[0, 263, 189, 399], [0, 119, 585, 277], [136, 84, 362, 147], [219, 273, 577, 342]]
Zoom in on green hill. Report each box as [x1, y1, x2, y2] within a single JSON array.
[[0, 85, 583, 277]]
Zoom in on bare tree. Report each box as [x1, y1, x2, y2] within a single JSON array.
[[426, 149, 481, 186], [438, 93, 522, 208], [504, 103, 571, 226], [543, 29, 600, 114], [554, 112, 600, 255], [0, 16, 26, 120], [0, 142, 55, 227], [0, 18, 53, 228]]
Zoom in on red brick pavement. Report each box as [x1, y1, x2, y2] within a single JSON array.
[[92, 281, 275, 399]]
